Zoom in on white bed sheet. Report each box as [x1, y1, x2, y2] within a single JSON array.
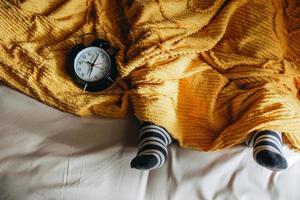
[[1, 84, 300, 200]]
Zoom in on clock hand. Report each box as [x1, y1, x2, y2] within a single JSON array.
[[83, 61, 93, 65], [92, 51, 101, 65], [87, 53, 99, 80], [93, 65, 105, 70], [88, 65, 93, 80]]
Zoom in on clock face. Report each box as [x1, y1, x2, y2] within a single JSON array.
[[74, 47, 111, 82]]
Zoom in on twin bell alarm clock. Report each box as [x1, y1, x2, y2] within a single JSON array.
[[69, 36, 117, 92]]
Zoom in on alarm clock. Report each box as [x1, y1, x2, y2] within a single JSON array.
[[69, 39, 117, 92]]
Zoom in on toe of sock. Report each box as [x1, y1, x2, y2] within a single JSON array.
[[130, 155, 159, 170], [256, 150, 288, 171]]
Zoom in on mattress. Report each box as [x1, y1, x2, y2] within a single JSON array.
[[0, 84, 300, 200]]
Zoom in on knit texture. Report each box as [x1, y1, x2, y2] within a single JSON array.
[[0, 0, 129, 117], [1, 0, 300, 151], [124, 0, 300, 151]]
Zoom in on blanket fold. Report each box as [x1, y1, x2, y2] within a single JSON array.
[[125, 0, 300, 151], [1, 0, 300, 151]]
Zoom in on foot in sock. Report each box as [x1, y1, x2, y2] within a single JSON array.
[[131, 122, 173, 170], [245, 130, 287, 171]]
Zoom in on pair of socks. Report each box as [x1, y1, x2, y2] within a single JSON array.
[[131, 123, 288, 171]]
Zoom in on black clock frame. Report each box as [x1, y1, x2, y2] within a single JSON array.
[[68, 39, 117, 92]]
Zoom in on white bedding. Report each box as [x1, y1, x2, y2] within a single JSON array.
[[1, 84, 300, 200]]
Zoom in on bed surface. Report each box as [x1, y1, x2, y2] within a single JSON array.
[[1, 84, 300, 200]]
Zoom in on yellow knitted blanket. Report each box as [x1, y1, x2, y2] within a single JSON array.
[[1, 0, 300, 151]]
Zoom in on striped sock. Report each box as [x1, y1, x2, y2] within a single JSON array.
[[130, 122, 173, 170], [245, 130, 287, 171]]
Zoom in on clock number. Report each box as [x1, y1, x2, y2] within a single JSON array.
[[88, 52, 91, 56], [79, 61, 83, 65], [83, 55, 86, 60]]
